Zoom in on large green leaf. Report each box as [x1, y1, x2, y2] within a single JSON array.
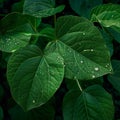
[[108, 60, 120, 93], [0, 13, 34, 52], [63, 85, 114, 120], [69, 0, 102, 18], [90, 4, 120, 33], [45, 15, 112, 80], [7, 45, 64, 110], [23, 0, 65, 18]]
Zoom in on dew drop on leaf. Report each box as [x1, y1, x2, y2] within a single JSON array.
[[90, 49, 94, 52], [80, 60, 83, 63], [92, 75, 95, 78], [32, 100, 35, 103], [83, 33, 85, 35], [94, 67, 99, 71]]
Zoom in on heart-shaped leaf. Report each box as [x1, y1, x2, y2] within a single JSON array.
[[23, 0, 65, 18], [45, 15, 112, 80], [7, 45, 64, 110], [63, 85, 114, 120], [0, 13, 34, 52]]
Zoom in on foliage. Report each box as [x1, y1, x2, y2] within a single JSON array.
[[0, 0, 120, 120]]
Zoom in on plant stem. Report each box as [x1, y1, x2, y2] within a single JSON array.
[[54, 14, 56, 28], [76, 79, 83, 92], [54, 14, 57, 39]]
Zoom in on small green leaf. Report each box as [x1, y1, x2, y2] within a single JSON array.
[[45, 15, 112, 80], [7, 45, 64, 110], [90, 4, 120, 33], [0, 13, 34, 52], [108, 60, 120, 93], [63, 85, 114, 120], [69, 0, 102, 18], [23, 0, 65, 18]]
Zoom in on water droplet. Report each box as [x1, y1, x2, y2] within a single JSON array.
[[80, 60, 83, 63], [11, 49, 16, 52], [112, 15, 114, 17], [74, 76, 77, 80], [109, 69, 112, 72], [92, 75, 95, 78], [91, 49, 94, 52], [94, 67, 99, 71], [83, 49, 88, 52], [32, 100, 35, 103], [83, 33, 85, 35], [105, 64, 110, 68]]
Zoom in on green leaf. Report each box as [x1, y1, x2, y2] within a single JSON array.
[[63, 85, 114, 120], [69, 0, 102, 18], [108, 60, 120, 93], [90, 4, 120, 33], [0, 106, 3, 120], [23, 0, 65, 18], [45, 15, 112, 80], [7, 45, 64, 111], [0, 13, 34, 53]]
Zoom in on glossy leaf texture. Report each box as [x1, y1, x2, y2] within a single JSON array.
[[108, 60, 120, 93], [7, 45, 64, 110], [23, 0, 65, 18], [0, 13, 34, 52], [68, 0, 102, 18], [90, 4, 120, 33], [45, 15, 112, 80], [63, 85, 114, 120]]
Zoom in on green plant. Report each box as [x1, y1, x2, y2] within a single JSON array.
[[1, 0, 120, 120]]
